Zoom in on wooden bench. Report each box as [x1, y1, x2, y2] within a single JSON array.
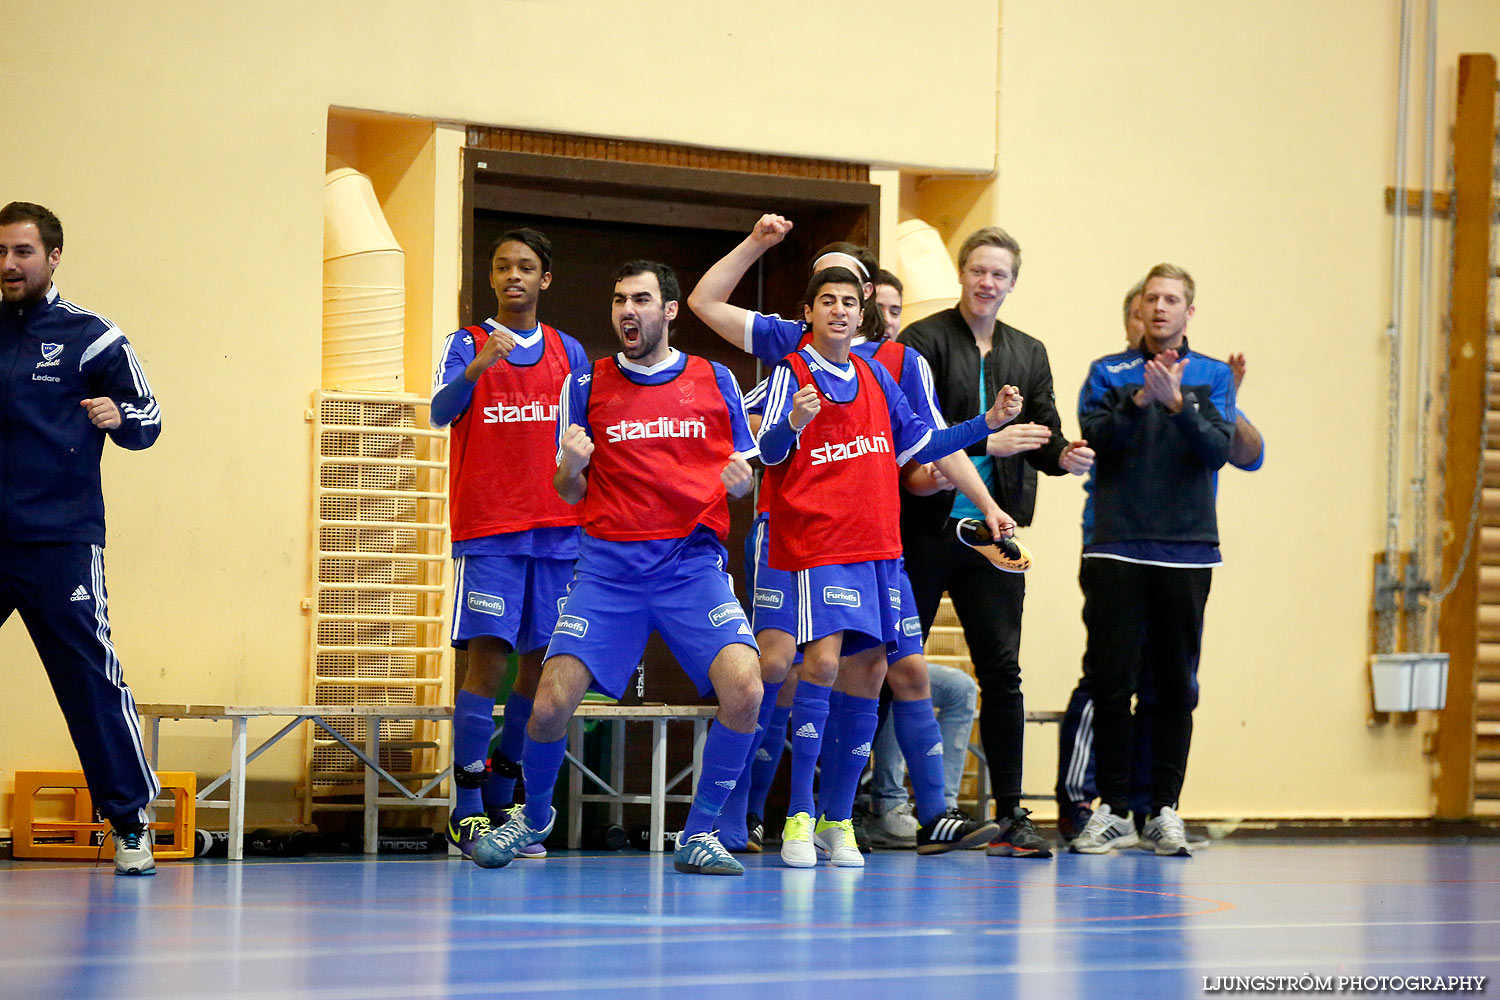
[[137, 701, 1057, 859], [136, 704, 451, 861], [553, 703, 720, 852], [139, 701, 719, 860]]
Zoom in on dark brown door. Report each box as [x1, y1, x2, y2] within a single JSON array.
[[464, 149, 878, 710]]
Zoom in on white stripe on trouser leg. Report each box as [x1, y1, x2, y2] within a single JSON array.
[[751, 522, 767, 633], [797, 570, 812, 645], [451, 556, 466, 642], [800, 569, 810, 643], [1062, 700, 1088, 800], [92, 546, 160, 811], [1064, 699, 1094, 803]]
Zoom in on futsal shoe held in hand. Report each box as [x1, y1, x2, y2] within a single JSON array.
[[955, 518, 1032, 573]]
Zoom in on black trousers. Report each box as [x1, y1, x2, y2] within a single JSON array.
[[1079, 556, 1211, 815], [0, 542, 159, 824], [903, 519, 1025, 808]]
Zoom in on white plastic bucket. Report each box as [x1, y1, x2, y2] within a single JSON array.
[[893, 219, 960, 329], [323, 168, 404, 391], [1369, 653, 1450, 712]]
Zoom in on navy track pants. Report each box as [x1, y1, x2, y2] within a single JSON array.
[[1, 543, 158, 824]]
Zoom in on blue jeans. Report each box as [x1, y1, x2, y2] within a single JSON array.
[[870, 663, 978, 812]]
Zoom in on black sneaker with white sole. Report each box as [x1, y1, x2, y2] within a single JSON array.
[[916, 808, 1001, 855], [746, 813, 764, 854]]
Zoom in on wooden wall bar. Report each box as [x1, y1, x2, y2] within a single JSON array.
[[1435, 53, 1497, 818]]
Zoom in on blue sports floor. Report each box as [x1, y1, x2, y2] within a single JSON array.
[[1, 841, 1497, 999]]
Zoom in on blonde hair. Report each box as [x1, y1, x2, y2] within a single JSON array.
[[1142, 263, 1195, 307], [957, 226, 1022, 276]]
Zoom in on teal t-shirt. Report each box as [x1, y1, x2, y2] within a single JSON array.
[[949, 358, 993, 521]]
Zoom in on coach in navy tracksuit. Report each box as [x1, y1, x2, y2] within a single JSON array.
[[0, 202, 163, 875], [1068, 262, 1235, 858]]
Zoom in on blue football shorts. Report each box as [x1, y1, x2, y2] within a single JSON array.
[[450, 554, 574, 654], [544, 564, 759, 699]]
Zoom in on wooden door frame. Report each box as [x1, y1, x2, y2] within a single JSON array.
[[460, 147, 879, 326]]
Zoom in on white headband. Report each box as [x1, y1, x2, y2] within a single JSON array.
[[811, 251, 870, 282]]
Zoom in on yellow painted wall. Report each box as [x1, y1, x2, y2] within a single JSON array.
[[1, 0, 1493, 834], [900, 0, 1500, 820], [0, 0, 998, 833]]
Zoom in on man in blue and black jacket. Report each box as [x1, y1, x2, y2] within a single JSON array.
[[1068, 262, 1235, 859], [1, 201, 163, 875]]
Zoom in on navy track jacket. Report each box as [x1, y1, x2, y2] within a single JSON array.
[[0, 286, 161, 545], [1078, 340, 1234, 548]]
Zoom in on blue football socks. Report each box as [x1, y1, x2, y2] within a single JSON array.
[[482, 692, 532, 811], [749, 704, 791, 817], [893, 697, 948, 824], [521, 733, 568, 830], [683, 723, 757, 838], [821, 694, 879, 822], [453, 690, 496, 818], [787, 681, 832, 818]]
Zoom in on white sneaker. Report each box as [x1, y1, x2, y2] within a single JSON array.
[[112, 827, 156, 876], [1139, 806, 1192, 857], [864, 802, 919, 848], [816, 816, 865, 868], [781, 812, 817, 868], [1069, 804, 1139, 854]]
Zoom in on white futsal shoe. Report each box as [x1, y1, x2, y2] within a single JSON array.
[[815, 816, 865, 867], [1139, 806, 1193, 857], [112, 826, 156, 876], [1069, 803, 1140, 854], [781, 811, 817, 868]]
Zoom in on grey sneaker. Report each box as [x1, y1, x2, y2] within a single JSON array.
[[865, 801, 919, 848], [1069, 804, 1139, 854], [984, 807, 1053, 858], [473, 806, 554, 869], [1139, 806, 1192, 857], [113, 826, 156, 876], [673, 831, 744, 875]]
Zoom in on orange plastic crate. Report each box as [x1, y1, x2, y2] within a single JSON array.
[[11, 770, 196, 861]]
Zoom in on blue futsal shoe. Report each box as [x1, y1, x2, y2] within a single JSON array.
[[673, 830, 745, 876], [445, 812, 491, 860], [473, 806, 555, 869]]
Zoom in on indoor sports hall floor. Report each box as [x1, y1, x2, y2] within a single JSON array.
[[2, 840, 1496, 999]]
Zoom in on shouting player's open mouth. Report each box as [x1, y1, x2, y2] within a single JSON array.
[[620, 319, 641, 349]]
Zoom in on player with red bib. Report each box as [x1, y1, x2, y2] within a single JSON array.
[[431, 229, 589, 859], [473, 260, 763, 876], [689, 219, 1009, 858], [757, 266, 1020, 868]]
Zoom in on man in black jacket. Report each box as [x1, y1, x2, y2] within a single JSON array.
[[898, 226, 1092, 859]]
